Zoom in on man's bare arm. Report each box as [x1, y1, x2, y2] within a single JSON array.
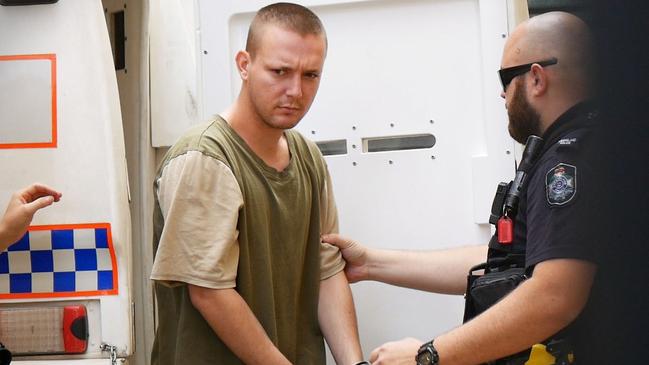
[[318, 271, 364, 365], [188, 285, 291, 365]]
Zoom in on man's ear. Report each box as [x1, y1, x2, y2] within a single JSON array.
[[235, 50, 251, 80], [529, 63, 549, 96]]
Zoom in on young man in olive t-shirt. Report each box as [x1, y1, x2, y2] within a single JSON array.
[[150, 3, 365, 365]]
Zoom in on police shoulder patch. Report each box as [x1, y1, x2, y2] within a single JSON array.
[[546, 163, 577, 206]]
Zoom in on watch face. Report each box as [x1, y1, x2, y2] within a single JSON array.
[[416, 350, 433, 365]]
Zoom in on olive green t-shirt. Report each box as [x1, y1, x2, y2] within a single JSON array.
[[150, 117, 344, 365]]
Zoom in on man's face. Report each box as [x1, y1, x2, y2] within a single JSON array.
[[506, 77, 542, 144], [244, 25, 326, 130], [499, 28, 544, 144]]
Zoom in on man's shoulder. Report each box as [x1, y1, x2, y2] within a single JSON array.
[[175, 118, 228, 151], [537, 120, 596, 171], [157, 118, 232, 174], [548, 106, 600, 158], [529, 124, 597, 210]]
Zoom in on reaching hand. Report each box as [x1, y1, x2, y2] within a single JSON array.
[[370, 337, 423, 365], [321, 234, 369, 283], [0, 183, 62, 251]]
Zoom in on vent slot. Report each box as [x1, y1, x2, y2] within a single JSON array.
[[363, 134, 436, 153], [112, 11, 126, 70], [316, 139, 348, 156]]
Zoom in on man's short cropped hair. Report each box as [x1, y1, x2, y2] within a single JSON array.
[[246, 2, 327, 57]]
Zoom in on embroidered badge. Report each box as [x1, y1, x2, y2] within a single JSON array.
[[546, 163, 577, 206]]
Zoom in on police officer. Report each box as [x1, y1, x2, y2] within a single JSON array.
[[322, 11, 600, 365]]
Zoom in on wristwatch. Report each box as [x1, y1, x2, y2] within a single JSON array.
[[416, 340, 439, 365]]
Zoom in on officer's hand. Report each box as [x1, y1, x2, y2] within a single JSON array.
[[0, 183, 62, 251], [370, 337, 423, 365], [321, 234, 369, 283]]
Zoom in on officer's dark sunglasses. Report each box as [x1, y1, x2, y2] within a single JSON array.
[[498, 57, 558, 91]]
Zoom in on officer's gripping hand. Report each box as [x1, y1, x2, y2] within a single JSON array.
[[321, 234, 369, 283]]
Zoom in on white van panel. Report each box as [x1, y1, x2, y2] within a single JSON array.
[[0, 0, 133, 359], [149, 0, 202, 147]]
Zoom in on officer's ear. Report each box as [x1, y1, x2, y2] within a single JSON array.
[[235, 50, 251, 80], [529, 63, 549, 96]]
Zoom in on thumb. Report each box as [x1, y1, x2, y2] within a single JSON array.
[[369, 347, 380, 363], [321, 233, 334, 241], [322, 234, 353, 249], [25, 195, 55, 213]]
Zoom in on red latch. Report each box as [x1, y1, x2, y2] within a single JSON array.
[[63, 305, 88, 353]]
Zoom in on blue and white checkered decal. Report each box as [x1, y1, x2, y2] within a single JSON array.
[[0, 224, 117, 298]]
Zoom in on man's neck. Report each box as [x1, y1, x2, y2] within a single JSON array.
[[222, 101, 291, 172], [539, 95, 589, 135]]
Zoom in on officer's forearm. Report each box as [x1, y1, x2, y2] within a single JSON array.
[[432, 258, 596, 365], [367, 244, 487, 295]]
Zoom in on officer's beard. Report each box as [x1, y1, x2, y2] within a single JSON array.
[[507, 79, 542, 144]]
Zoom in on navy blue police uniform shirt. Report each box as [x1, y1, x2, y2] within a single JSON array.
[[508, 101, 606, 361], [511, 101, 602, 271]]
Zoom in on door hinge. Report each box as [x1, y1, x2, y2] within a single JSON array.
[[100, 342, 120, 365]]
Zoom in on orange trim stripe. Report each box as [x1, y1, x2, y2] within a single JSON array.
[[28, 223, 112, 231], [0, 54, 54, 61], [0, 290, 118, 300], [50, 54, 58, 148], [0, 53, 57, 149]]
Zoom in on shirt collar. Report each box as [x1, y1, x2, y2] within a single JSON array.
[[540, 100, 598, 144]]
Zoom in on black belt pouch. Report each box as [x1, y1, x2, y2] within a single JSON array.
[[463, 265, 527, 323]]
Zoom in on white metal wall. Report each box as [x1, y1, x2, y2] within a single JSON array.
[[150, 0, 524, 362]]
